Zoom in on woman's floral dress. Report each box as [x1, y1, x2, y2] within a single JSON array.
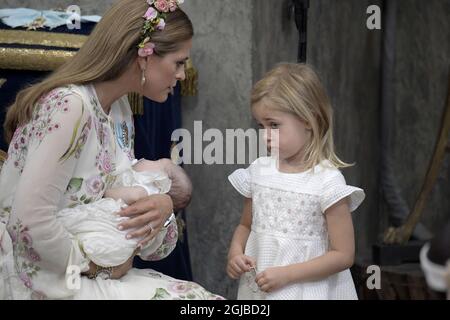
[[0, 84, 222, 300]]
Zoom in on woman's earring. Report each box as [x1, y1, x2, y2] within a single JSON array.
[[141, 69, 146, 86]]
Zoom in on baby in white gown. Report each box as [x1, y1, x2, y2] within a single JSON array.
[[56, 159, 190, 268]]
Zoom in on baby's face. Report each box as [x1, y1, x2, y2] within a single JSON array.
[[252, 100, 312, 163]]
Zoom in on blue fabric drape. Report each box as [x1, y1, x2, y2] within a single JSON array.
[[0, 69, 50, 151], [0, 21, 96, 149]]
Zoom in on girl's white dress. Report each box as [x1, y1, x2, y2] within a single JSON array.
[[228, 157, 365, 300], [0, 84, 222, 300]]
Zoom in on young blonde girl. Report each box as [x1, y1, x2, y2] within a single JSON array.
[[227, 63, 365, 300]]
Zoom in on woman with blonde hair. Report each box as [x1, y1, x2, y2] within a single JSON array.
[[0, 0, 222, 300]]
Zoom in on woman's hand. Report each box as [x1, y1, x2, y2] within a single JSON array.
[[117, 194, 173, 248]]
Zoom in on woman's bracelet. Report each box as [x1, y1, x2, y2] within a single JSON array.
[[163, 212, 176, 228], [87, 265, 114, 280]]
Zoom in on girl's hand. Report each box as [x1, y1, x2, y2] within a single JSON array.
[[227, 254, 256, 279], [117, 194, 173, 248], [255, 266, 291, 293]]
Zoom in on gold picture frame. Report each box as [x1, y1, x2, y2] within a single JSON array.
[[0, 29, 198, 105]]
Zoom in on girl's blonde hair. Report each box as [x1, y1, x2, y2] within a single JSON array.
[[251, 63, 352, 170], [4, 0, 193, 143]]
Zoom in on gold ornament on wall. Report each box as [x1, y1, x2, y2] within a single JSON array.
[[0, 29, 198, 117], [128, 92, 144, 116], [26, 16, 47, 31], [181, 58, 198, 97]]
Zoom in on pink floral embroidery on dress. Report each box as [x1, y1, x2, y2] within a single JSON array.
[[151, 281, 224, 300], [8, 220, 47, 300], [144, 222, 178, 261], [31, 88, 71, 144], [95, 149, 114, 174], [8, 125, 29, 172], [8, 87, 83, 172]]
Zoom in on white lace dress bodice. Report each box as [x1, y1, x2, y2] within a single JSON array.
[[228, 157, 365, 300]]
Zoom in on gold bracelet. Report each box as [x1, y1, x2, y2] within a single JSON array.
[[87, 265, 114, 280]]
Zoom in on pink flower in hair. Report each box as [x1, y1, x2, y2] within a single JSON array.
[[168, 0, 178, 12], [154, 0, 170, 13], [138, 42, 156, 57], [156, 18, 166, 30], [143, 7, 158, 20]]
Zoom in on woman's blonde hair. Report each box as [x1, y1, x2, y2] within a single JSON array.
[[251, 63, 352, 170], [4, 0, 193, 143]]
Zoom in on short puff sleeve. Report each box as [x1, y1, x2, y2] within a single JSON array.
[[320, 170, 365, 213], [228, 168, 252, 198]]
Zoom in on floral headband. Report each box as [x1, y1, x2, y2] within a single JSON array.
[[138, 0, 184, 57]]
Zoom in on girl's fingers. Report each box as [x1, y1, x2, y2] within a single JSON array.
[[255, 272, 265, 284], [227, 267, 238, 279], [232, 261, 244, 275], [229, 272, 239, 279], [236, 259, 251, 272], [230, 262, 240, 275], [226, 264, 237, 278], [243, 256, 256, 269], [259, 284, 270, 293], [228, 257, 256, 279], [256, 276, 268, 290]]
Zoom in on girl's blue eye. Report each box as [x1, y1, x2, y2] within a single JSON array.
[[270, 123, 279, 129]]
